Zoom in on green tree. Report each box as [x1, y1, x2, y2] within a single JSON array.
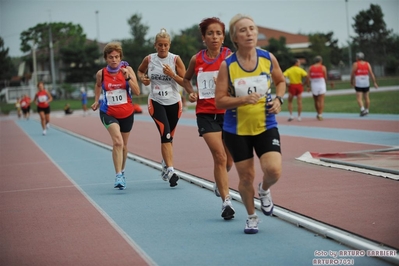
[[0, 37, 16, 86], [122, 13, 153, 69], [20, 22, 86, 55], [351, 4, 392, 65], [308, 32, 342, 69], [171, 33, 198, 67], [59, 40, 101, 84], [263, 37, 294, 71]]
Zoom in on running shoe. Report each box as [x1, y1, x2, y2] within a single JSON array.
[[114, 174, 125, 190], [168, 171, 179, 187], [120, 174, 126, 190], [258, 183, 274, 216], [161, 160, 167, 181], [42, 130, 46, 136], [46, 123, 50, 129], [287, 117, 294, 122], [360, 110, 368, 117], [244, 216, 259, 234], [163, 169, 179, 187], [297, 117, 302, 122], [317, 114, 323, 121], [221, 196, 235, 220], [213, 182, 221, 197]]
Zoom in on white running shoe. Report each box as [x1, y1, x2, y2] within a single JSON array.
[[221, 196, 235, 220], [258, 183, 274, 216], [244, 216, 259, 234], [213, 182, 221, 197]]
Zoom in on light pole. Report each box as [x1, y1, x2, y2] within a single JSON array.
[[345, 0, 352, 68], [32, 41, 38, 87], [48, 10, 56, 91], [95, 11, 100, 41]]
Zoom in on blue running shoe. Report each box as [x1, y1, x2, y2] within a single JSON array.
[[114, 174, 125, 189]]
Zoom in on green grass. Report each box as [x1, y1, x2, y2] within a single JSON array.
[[0, 77, 399, 114], [1, 88, 398, 115], [290, 90, 399, 114]]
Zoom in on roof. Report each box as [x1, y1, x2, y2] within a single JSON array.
[[256, 26, 310, 50]]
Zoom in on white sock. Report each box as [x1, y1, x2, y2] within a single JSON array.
[[248, 214, 258, 219], [167, 167, 174, 172]]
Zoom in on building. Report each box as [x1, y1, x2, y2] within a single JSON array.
[[256, 26, 310, 54]]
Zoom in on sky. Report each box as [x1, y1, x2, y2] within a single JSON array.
[[1, 0, 398, 57]]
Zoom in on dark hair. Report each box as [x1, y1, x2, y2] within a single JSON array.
[[199, 17, 225, 36]]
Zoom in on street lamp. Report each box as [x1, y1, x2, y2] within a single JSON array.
[[95, 11, 100, 41], [48, 10, 56, 91], [345, 0, 352, 68]]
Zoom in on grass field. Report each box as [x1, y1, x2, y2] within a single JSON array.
[[2, 90, 398, 115], [1, 77, 398, 115]]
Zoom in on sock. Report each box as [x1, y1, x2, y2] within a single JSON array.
[[248, 214, 257, 219], [116, 172, 122, 177], [360, 106, 365, 111], [167, 167, 174, 173]]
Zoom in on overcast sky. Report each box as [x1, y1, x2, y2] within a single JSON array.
[[1, 0, 398, 57]]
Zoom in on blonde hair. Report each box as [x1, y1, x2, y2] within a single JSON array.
[[155, 28, 171, 44], [229, 14, 257, 49], [103, 42, 123, 59]]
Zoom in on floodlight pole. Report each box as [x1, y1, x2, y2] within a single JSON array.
[[32, 41, 38, 87], [48, 10, 56, 91], [345, 0, 352, 67], [96, 11, 100, 41]]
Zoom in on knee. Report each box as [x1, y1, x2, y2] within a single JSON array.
[[113, 137, 124, 148], [266, 165, 281, 182], [214, 151, 227, 166]]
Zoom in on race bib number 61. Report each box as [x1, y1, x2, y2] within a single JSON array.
[[234, 75, 269, 97]]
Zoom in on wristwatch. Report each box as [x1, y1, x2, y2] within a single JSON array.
[[275, 96, 284, 105]]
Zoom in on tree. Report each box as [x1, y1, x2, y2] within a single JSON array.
[[20, 22, 86, 54], [351, 4, 392, 65], [263, 37, 294, 71], [59, 40, 101, 84], [308, 32, 343, 69], [122, 14, 153, 71], [0, 37, 16, 86]]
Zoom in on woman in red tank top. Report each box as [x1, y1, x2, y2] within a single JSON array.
[[33, 81, 53, 135], [183, 17, 236, 221]]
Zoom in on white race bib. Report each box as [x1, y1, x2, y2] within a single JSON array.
[[38, 95, 47, 103], [234, 75, 270, 97], [154, 84, 173, 99], [197, 71, 218, 99], [106, 89, 127, 106]]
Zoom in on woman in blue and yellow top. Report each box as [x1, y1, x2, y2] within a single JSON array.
[[215, 14, 286, 234]]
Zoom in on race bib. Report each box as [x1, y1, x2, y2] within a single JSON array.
[[37, 95, 47, 103], [106, 89, 127, 106], [197, 71, 218, 99], [154, 84, 173, 99], [234, 75, 270, 97]]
